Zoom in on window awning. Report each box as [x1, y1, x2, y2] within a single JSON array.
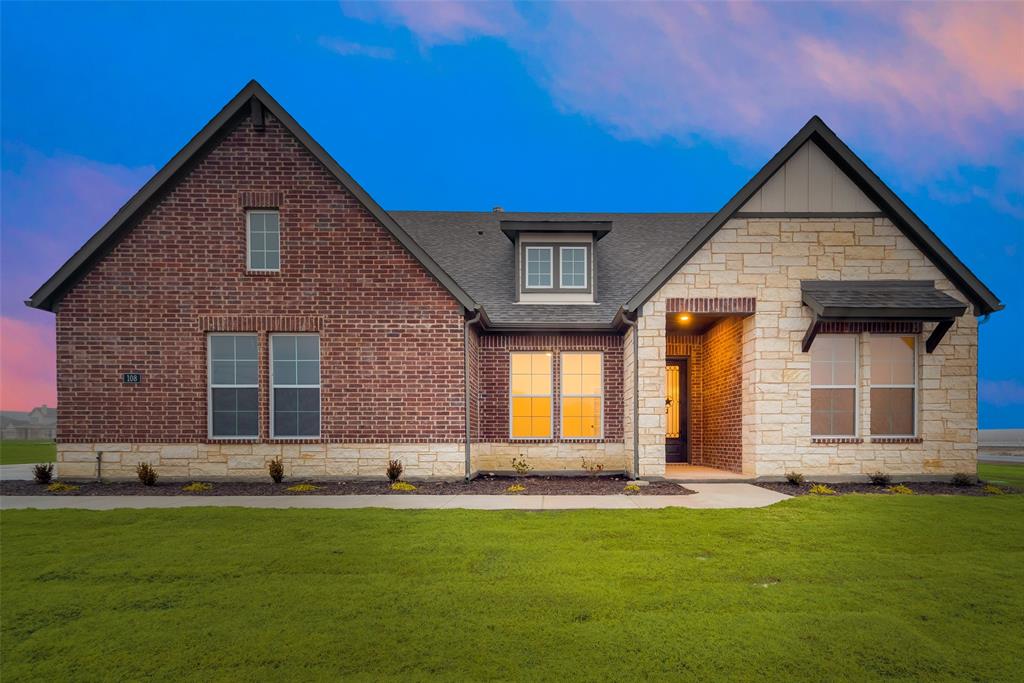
[[800, 280, 968, 353]]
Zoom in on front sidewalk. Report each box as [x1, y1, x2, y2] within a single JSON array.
[[1, 483, 789, 510]]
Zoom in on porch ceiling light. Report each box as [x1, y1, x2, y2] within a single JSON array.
[[677, 313, 691, 323]]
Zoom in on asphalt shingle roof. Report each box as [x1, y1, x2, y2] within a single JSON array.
[[392, 211, 713, 327], [800, 280, 968, 318]]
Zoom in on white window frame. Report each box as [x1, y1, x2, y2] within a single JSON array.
[[870, 334, 918, 438], [559, 246, 588, 290], [560, 351, 604, 439], [247, 209, 281, 272], [809, 334, 859, 438], [524, 246, 554, 289], [207, 333, 259, 440], [269, 333, 321, 440], [508, 351, 553, 440]]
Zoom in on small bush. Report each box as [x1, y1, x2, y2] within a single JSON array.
[[888, 484, 914, 495], [385, 459, 404, 483], [182, 482, 212, 493], [390, 481, 416, 492], [285, 483, 319, 493], [581, 458, 604, 478], [268, 456, 284, 484], [785, 472, 805, 486], [136, 462, 158, 486], [511, 456, 532, 478], [983, 484, 1006, 495], [808, 483, 835, 495], [506, 483, 525, 493], [867, 471, 891, 486], [33, 463, 54, 484], [47, 482, 79, 493], [624, 483, 641, 494], [951, 472, 974, 487]]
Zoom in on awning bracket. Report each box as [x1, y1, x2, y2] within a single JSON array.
[[925, 319, 955, 354]]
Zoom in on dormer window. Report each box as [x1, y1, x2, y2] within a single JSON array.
[[501, 219, 611, 303], [525, 246, 553, 288], [560, 247, 587, 289]]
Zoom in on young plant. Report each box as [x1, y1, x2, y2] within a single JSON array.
[[268, 456, 284, 484], [181, 482, 212, 493], [285, 483, 319, 493], [983, 484, 1006, 495], [46, 482, 79, 493], [506, 483, 525, 493], [136, 462, 158, 486], [390, 481, 416, 492], [888, 484, 914, 495], [386, 459, 404, 483], [511, 455, 533, 480], [785, 471, 805, 486], [951, 472, 974, 487], [581, 457, 604, 478], [624, 483, 641, 495], [867, 471, 891, 486], [808, 483, 835, 495], [33, 463, 54, 484]]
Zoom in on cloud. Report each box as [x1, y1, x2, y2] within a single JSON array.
[[0, 316, 56, 411], [980, 379, 1024, 407], [318, 37, 395, 60], [342, 0, 521, 45]]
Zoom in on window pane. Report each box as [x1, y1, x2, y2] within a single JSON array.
[[264, 212, 280, 230], [237, 411, 258, 437], [264, 251, 280, 270], [531, 397, 551, 418], [266, 232, 280, 251], [511, 354, 532, 376], [563, 397, 582, 418], [236, 360, 258, 385], [212, 387, 237, 412], [237, 387, 258, 412], [510, 374, 531, 396], [530, 372, 551, 396], [298, 411, 320, 437], [297, 388, 319, 411], [236, 336, 258, 359], [511, 416, 531, 438], [833, 360, 856, 385], [250, 251, 266, 269], [212, 361, 235, 385], [581, 372, 602, 396], [296, 360, 320, 385], [811, 388, 855, 436], [525, 248, 551, 287], [531, 417, 550, 437], [250, 212, 264, 231], [274, 410, 298, 437], [274, 336, 296, 361], [562, 373, 582, 395], [251, 232, 265, 251], [562, 353, 581, 374], [871, 388, 914, 435], [296, 336, 319, 360], [212, 410, 235, 437], [211, 336, 235, 360], [273, 361, 296, 386], [275, 387, 298, 411]]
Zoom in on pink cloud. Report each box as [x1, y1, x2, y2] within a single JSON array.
[[318, 36, 395, 60], [981, 379, 1024, 407], [0, 316, 56, 411], [342, 0, 521, 45]]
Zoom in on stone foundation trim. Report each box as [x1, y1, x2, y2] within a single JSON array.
[[667, 297, 756, 314], [198, 315, 323, 332], [472, 442, 627, 474]]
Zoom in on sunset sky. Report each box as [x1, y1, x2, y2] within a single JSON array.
[[2, 1, 1022, 425]]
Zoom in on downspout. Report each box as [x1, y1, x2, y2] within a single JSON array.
[[622, 312, 640, 479], [464, 308, 482, 481]]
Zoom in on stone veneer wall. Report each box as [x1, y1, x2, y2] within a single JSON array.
[[638, 217, 978, 479], [471, 442, 627, 475]]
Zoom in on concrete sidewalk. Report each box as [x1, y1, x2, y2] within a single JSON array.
[[1, 483, 788, 510], [0, 464, 38, 481]]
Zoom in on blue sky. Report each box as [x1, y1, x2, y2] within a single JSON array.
[[1, 2, 1021, 425]]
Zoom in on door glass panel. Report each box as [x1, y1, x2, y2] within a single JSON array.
[[666, 364, 680, 439]]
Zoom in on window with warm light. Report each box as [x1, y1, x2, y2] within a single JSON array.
[[810, 335, 857, 436], [871, 335, 917, 436], [510, 352, 552, 438], [561, 352, 603, 438]]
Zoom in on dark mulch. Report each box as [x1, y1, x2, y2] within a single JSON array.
[[1, 475, 692, 497], [756, 481, 1018, 497]]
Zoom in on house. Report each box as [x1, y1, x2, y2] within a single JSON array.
[[1, 405, 56, 441], [28, 81, 1003, 481]]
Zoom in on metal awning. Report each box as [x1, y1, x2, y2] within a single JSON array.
[[800, 280, 968, 353]]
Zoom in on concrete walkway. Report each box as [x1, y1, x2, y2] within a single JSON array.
[[1, 483, 788, 511], [0, 464, 38, 481]]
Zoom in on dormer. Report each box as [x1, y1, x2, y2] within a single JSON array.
[[501, 220, 611, 304]]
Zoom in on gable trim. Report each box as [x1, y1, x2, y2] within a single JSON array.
[[624, 116, 1003, 316], [26, 80, 478, 313]]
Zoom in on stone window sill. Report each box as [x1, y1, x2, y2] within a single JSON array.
[[871, 437, 923, 444], [811, 437, 864, 444]]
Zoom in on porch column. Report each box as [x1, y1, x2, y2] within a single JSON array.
[[636, 300, 667, 478]]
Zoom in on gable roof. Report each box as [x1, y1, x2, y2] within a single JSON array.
[[624, 116, 1003, 316], [26, 81, 477, 313]]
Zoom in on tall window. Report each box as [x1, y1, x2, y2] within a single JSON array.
[[247, 210, 280, 271], [510, 352, 552, 438], [271, 334, 320, 438], [871, 336, 916, 436], [810, 335, 857, 436], [560, 247, 587, 289], [525, 247, 552, 288], [561, 352, 602, 438], [208, 334, 259, 438]]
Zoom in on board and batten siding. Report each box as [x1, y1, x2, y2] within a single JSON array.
[[739, 141, 879, 214]]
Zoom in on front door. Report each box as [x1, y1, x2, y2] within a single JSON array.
[[665, 359, 689, 463]]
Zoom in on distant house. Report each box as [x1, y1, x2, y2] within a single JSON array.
[[28, 81, 1003, 481], [1, 405, 56, 441]]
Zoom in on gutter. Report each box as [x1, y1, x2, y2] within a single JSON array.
[[621, 309, 641, 479], [464, 308, 482, 480]]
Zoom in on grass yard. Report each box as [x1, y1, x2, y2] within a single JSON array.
[[0, 440, 55, 466], [978, 461, 1024, 489], [2, 496, 1022, 681]]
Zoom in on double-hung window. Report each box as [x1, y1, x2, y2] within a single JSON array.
[[871, 335, 917, 436], [810, 335, 857, 437], [510, 352, 552, 438], [561, 352, 602, 438], [524, 247, 553, 288], [208, 334, 259, 438], [247, 210, 280, 271], [270, 334, 320, 438], [560, 247, 587, 289]]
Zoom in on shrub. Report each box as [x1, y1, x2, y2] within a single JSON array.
[[268, 456, 284, 484], [785, 472, 805, 486], [951, 472, 974, 487], [983, 484, 1006, 496], [285, 483, 319, 493], [581, 458, 604, 478], [33, 463, 54, 484], [511, 456, 532, 479], [46, 482, 78, 493], [182, 482, 212, 493], [506, 483, 525, 493], [808, 483, 835, 495], [390, 481, 416, 492], [888, 484, 914, 495], [385, 459, 404, 483], [136, 462, 158, 486], [624, 483, 641, 494], [867, 471, 891, 486]]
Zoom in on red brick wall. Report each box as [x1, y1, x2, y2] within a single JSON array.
[[700, 318, 744, 471], [55, 109, 467, 443], [477, 333, 623, 442]]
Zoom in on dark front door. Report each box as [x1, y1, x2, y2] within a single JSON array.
[[665, 359, 689, 463]]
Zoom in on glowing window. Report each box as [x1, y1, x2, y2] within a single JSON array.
[[810, 335, 857, 437], [510, 352, 552, 438], [561, 352, 603, 438]]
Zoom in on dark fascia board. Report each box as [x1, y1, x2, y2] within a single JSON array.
[[625, 116, 1003, 316], [500, 220, 612, 242], [26, 80, 478, 313]]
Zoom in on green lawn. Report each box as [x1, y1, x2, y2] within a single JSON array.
[[2, 497, 1022, 681], [0, 440, 55, 465], [978, 461, 1024, 489]]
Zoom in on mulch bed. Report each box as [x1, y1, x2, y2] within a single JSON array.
[[1, 475, 693, 497], [756, 481, 1019, 497]]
